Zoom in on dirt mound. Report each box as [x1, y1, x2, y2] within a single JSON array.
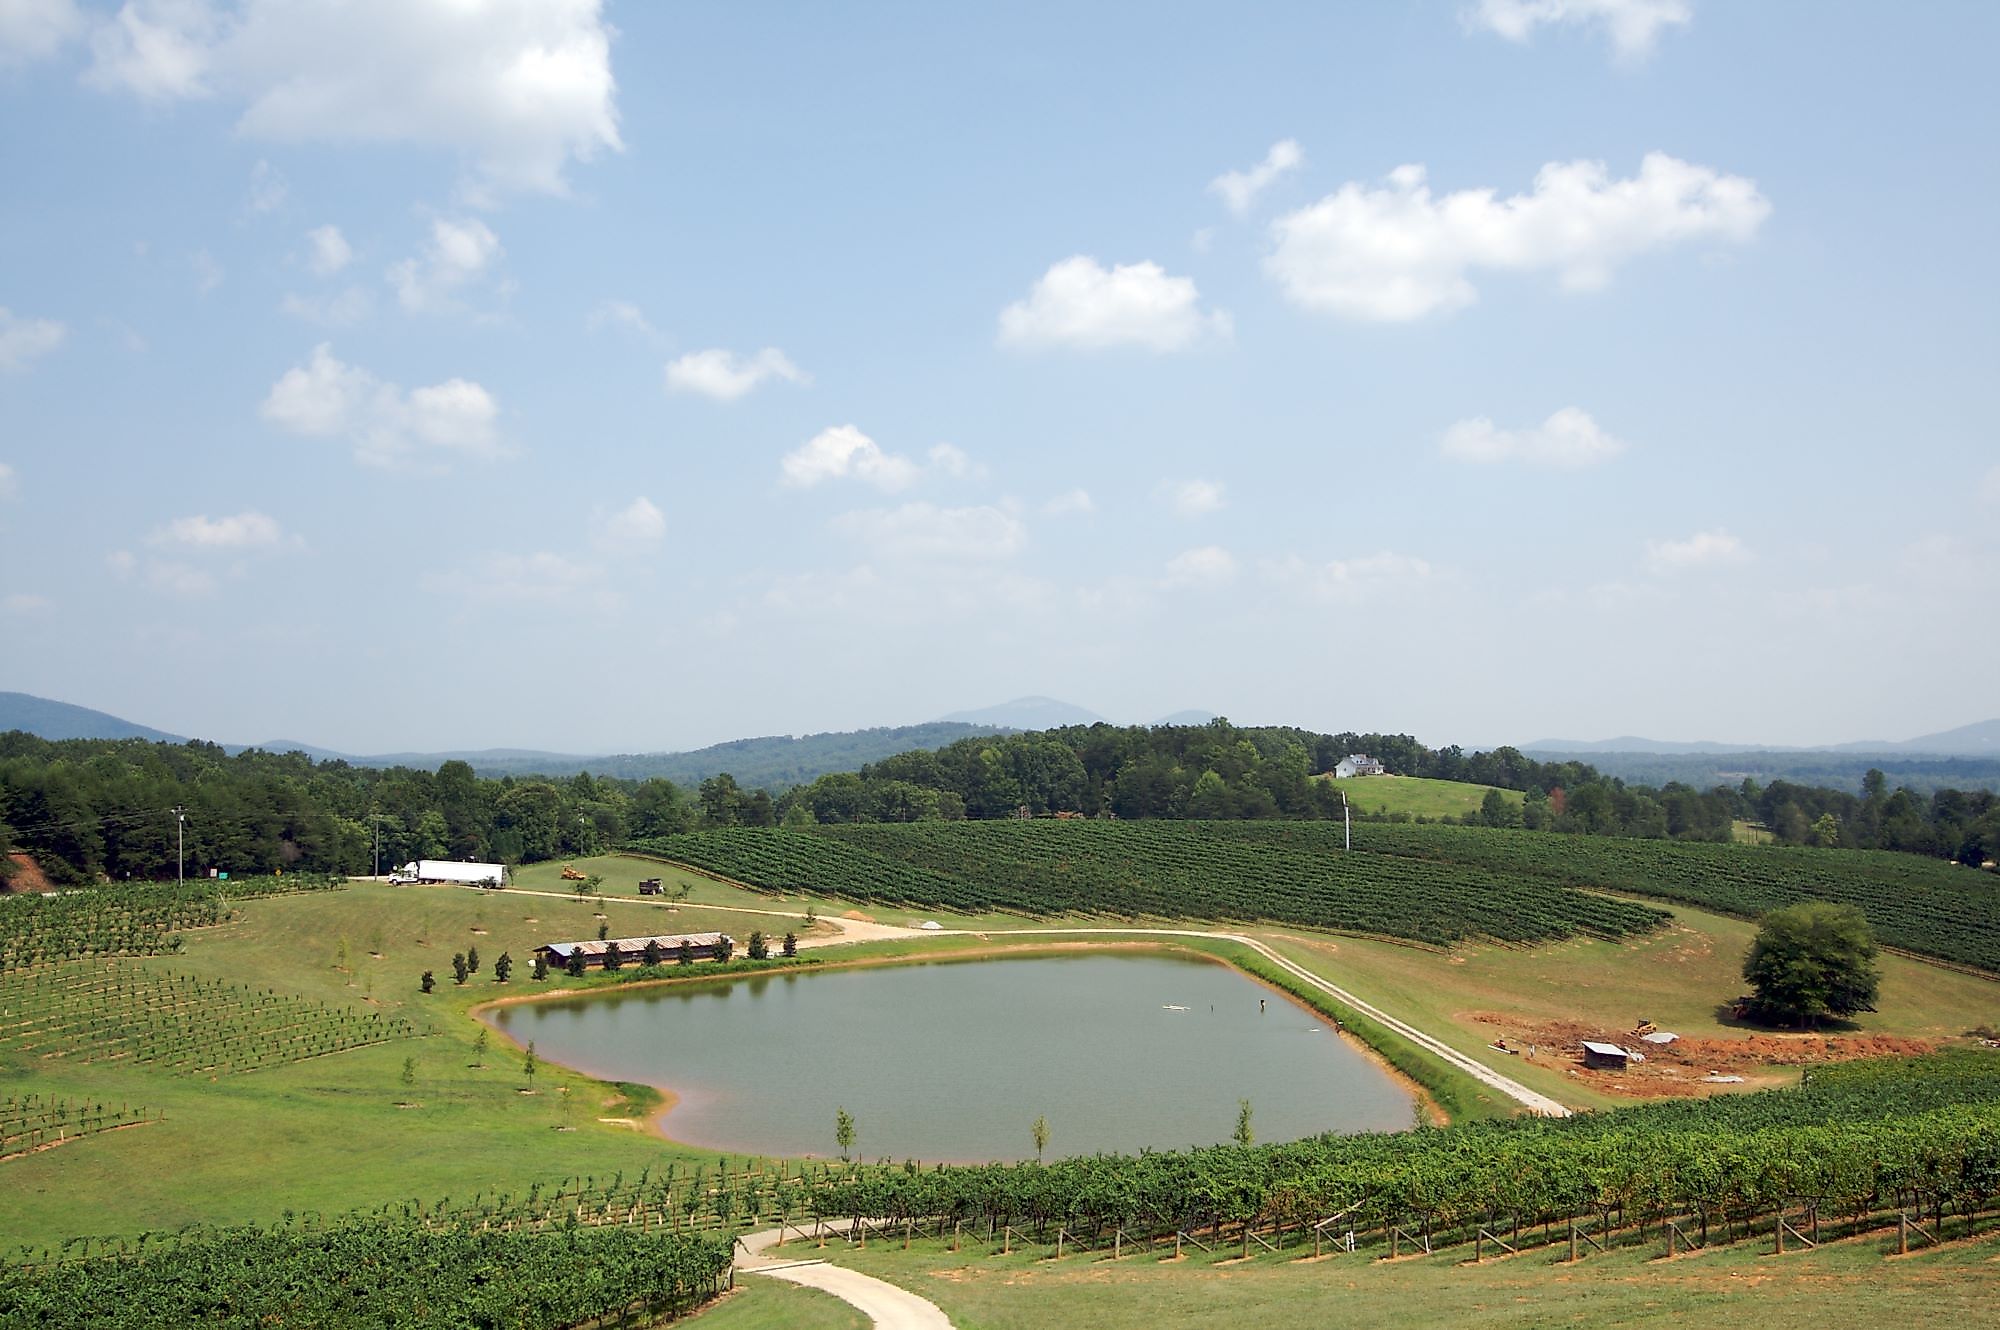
[[4, 854, 53, 893], [840, 909, 876, 923]]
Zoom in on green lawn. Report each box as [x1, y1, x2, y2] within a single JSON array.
[[1318, 774, 1522, 821], [692, 1279, 865, 1330]]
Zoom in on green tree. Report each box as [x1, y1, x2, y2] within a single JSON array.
[[466, 945, 480, 974], [420, 970, 435, 993], [602, 941, 622, 971], [523, 1041, 537, 1088], [565, 949, 586, 977], [782, 931, 798, 958], [494, 951, 512, 982], [642, 939, 664, 966], [747, 930, 768, 960], [835, 1107, 855, 1161], [1031, 1114, 1049, 1163], [1742, 902, 1881, 1027], [677, 939, 694, 966], [400, 1056, 416, 1088], [1810, 812, 1841, 847], [451, 952, 468, 985], [473, 1026, 489, 1066], [531, 953, 548, 981], [1233, 1098, 1254, 1149]]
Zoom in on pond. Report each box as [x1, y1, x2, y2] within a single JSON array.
[[488, 952, 1416, 1162]]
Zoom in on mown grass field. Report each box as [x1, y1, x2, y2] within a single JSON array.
[[1318, 773, 1523, 820]]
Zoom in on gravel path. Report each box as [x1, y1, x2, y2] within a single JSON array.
[[737, 1226, 952, 1329]]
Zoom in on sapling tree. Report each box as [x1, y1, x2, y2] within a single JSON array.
[[597, 921, 609, 941], [466, 946, 479, 974], [531, 953, 548, 981], [603, 941, 622, 972], [523, 1041, 537, 1088], [420, 970, 435, 993], [473, 1027, 489, 1067], [565, 950, 586, 978], [747, 930, 768, 960], [642, 940, 664, 966], [716, 935, 735, 962], [835, 1107, 855, 1161], [677, 940, 694, 967], [451, 953, 468, 985], [401, 1057, 416, 1089], [782, 932, 798, 958], [1032, 1115, 1049, 1163], [1234, 1099, 1254, 1149], [494, 952, 512, 982]]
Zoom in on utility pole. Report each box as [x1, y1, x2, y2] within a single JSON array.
[[171, 805, 187, 886], [371, 814, 383, 879], [1340, 790, 1350, 852]]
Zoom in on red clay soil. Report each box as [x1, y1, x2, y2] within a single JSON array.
[[1464, 1010, 1937, 1100], [3, 853, 53, 894]]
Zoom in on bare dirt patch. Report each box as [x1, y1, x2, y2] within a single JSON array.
[[1464, 1011, 1936, 1099], [840, 909, 877, 923], [4, 854, 53, 893]]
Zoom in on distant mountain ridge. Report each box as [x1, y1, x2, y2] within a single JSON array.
[[1523, 718, 2000, 758], [939, 696, 1108, 729], [0, 692, 185, 744]]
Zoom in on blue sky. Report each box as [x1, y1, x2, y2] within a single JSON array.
[[2, 0, 1995, 754]]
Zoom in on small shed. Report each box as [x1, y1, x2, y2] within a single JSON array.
[[1581, 1040, 1631, 1071], [637, 878, 663, 895]]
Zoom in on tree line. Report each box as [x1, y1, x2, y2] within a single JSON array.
[[3, 721, 1996, 887]]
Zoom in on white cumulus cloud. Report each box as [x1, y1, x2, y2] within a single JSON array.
[[999, 256, 1230, 352], [1466, 0, 1691, 58], [665, 347, 808, 401], [1440, 407, 1627, 467], [588, 299, 658, 340], [1265, 551, 1437, 600], [780, 425, 920, 492], [151, 510, 287, 549], [594, 495, 665, 554], [831, 502, 1026, 562], [389, 217, 502, 313], [261, 343, 502, 468], [1645, 528, 1748, 574], [83, 0, 621, 198], [1162, 546, 1238, 589], [304, 223, 351, 276], [1266, 153, 1769, 321], [1042, 488, 1095, 517], [0, 307, 67, 370], [1, 0, 85, 65], [1161, 479, 1225, 517], [1209, 138, 1303, 217]]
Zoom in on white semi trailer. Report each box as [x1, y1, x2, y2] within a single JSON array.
[[393, 860, 508, 888]]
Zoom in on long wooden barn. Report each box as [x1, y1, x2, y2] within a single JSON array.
[[535, 932, 732, 970]]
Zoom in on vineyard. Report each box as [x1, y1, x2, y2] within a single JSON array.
[[1214, 823, 2000, 972], [0, 1219, 733, 1330], [0, 958, 425, 1076], [633, 825, 1670, 948], [1, 1093, 159, 1161], [0, 875, 347, 972], [633, 821, 2000, 969], [802, 1050, 2000, 1263]]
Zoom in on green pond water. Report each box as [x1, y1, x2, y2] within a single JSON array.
[[490, 953, 1415, 1161]]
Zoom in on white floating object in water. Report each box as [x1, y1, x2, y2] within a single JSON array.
[[1162, 1004, 1189, 1011]]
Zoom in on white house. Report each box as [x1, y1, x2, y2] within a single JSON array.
[[1333, 754, 1386, 779]]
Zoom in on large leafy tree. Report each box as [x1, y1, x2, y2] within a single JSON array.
[[1741, 902, 1880, 1027]]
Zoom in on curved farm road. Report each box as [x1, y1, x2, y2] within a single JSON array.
[[737, 1227, 952, 1329]]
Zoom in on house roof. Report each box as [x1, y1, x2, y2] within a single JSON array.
[[540, 932, 731, 957], [1580, 1040, 1630, 1058]]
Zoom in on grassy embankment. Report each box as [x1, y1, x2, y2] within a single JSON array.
[[1318, 773, 1522, 820]]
